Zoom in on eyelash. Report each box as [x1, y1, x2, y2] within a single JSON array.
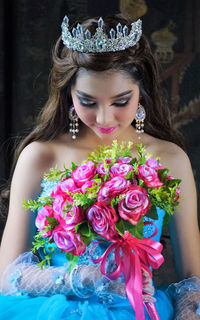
[[79, 98, 130, 108]]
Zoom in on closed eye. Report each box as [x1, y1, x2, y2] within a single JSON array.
[[79, 98, 96, 107], [78, 96, 131, 108], [113, 98, 130, 107]]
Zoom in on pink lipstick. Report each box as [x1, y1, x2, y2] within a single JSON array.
[[96, 126, 118, 134]]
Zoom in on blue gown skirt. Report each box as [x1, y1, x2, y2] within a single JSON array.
[[0, 288, 173, 320]]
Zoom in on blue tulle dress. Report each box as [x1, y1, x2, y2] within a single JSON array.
[[0, 180, 174, 320]]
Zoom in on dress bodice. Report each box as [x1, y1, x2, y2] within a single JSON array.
[[38, 179, 166, 268]]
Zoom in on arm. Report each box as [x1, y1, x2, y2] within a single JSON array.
[[0, 141, 54, 280], [168, 149, 200, 279], [164, 146, 200, 319]]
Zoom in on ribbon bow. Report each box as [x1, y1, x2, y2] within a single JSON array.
[[89, 223, 164, 320]]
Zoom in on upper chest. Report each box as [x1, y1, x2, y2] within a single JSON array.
[[46, 135, 178, 176]]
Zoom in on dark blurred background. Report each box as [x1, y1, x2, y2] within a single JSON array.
[[0, 0, 200, 284]]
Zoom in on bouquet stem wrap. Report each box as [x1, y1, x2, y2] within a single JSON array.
[[90, 225, 164, 320]]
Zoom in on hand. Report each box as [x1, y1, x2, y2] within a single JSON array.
[[142, 268, 156, 303], [80, 264, 126, 297], [174, 291, 200, 320], [81, 264, 155, 300]]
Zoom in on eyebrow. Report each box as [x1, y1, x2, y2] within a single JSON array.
[[76, 90, 133, 99]]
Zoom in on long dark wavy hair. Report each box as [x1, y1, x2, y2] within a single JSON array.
[[1, 14, 184, 218]]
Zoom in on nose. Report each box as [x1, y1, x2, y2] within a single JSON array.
[[96, 106, 114, 126]]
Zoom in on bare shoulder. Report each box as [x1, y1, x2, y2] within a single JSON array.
[[148, 137, 191, 179], [10, 141, 56, 199], [16, 141, 56, 179]]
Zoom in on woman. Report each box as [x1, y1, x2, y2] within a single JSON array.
[[0, 14, 199, 320]]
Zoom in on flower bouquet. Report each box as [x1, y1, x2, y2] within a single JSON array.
[[24, 141, 181, 320]]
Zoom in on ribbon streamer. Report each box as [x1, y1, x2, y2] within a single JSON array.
[[145, 302, 161, 320], [89, 223, 164, 320]]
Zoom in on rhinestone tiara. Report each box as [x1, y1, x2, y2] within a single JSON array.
[[61, 16, 142, 53]]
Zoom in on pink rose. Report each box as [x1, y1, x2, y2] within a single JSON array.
[[72, 161, 96, 187], [118, 186, 151, 225], [118, 157, 132, 163], [52, 225, 86, 255], [110, 163, 133, 178], [52, 194, 68, 218], [98, 176, 131, 203], [81, 180, 99, 193], [96, 159, 111, 176], [61, 205, 84, 229], [59, 178, 78, 193], [146, 158, 165, 170], [51, 179, 76, 220], [138, 165, 163, 188], [51, 178, 78, 197], [86, 202, 118, 239], [35, 205, 54, 237]]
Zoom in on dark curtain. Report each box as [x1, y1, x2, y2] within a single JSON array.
[[0, 0, 200, 284]]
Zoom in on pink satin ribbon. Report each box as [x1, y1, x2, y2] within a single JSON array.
[[89, 222, 164, 320], [145, 302, 161, 320]]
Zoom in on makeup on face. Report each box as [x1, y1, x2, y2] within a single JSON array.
[[71, 70, 140, 139], [96, 125, 118, 134], [76, 90, 133, 108]]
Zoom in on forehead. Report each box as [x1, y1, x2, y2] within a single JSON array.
[[72, 69, 139, 97]]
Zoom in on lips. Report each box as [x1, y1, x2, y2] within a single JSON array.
[[96, 126, 118, 134]]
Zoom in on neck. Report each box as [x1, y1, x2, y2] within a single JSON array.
[[78, 124, 145, 150]]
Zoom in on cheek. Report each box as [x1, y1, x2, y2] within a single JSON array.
[[72, 95, 95, 124], [75, 105, 96, 125], [115, 106, 137, 123], [79, 111, 96, 125]]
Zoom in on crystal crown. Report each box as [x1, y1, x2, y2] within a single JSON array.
[[61, 16, 142, 53]]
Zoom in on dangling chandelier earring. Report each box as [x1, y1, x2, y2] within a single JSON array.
[[69, 105, 79, 139], [135, 103, 146, 140]]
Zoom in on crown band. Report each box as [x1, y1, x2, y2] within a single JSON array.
[[61, 16, 142, 53]]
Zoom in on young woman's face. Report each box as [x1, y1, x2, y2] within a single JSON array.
[[71, 69, 140, 140]]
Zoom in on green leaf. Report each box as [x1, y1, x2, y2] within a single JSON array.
[[115, 219, 125, 235], [23, 199, 44, 212], [137, 144, 146, 157], [128, 158, 137, 166], [124, 170, 134, 180], [75, 221, 96, 239], [79, 235, 92, 246], [123, 217, 144, 239], [145, 206, 158, 220], [71, 162, 77, 171], [37, 196, 54, 206], [138, 155, 146, 165], [65, 253, 79, 273], [138, 179, 144, 187], [134, 217, 144, 239], [65, 251, 76, 261], [157, 168, 169, 180], [76, 221, 90, 237], [110, 198, 117, 207], [46, 216, 59, 228], [43, 165, 65, 181], [165, 178, 181, 188], [110, 194, 125, 207], [35, 247, 56, 268]]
